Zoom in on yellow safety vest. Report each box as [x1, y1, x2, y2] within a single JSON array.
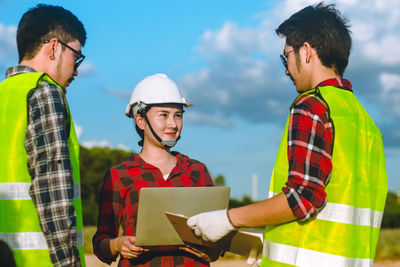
[[261, 86, 388, 266], [0, 72, 85, 266]]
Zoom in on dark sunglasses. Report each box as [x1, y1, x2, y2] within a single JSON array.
[[44, 40, 85, 71]]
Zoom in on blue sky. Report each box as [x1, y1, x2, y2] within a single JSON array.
[[1, 0, 399, 199]]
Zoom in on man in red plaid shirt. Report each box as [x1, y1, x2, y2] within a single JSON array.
[[92, 74, 219, 267], [188, 3, 387, 266]]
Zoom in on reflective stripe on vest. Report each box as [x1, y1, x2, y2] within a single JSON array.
[[0, 230, 84, 250], [0, 182, 81, 200], [0, 72, 85, 266], [263, 240, 372, 267], [261, 86, 387, 266], [268, 192, 383, 228]]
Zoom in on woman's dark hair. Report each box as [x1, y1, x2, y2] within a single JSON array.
[[135, 123, 145, 147], [276, 2, 351, 76]]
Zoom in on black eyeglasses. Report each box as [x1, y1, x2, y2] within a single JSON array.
[[44, 40, 85, 71], [280, 49, 296, 70]]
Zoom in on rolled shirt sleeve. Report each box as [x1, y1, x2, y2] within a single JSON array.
[[282, 94, 333, 222]]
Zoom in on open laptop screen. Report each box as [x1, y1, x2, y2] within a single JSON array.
[[135, 187, 230, 246]]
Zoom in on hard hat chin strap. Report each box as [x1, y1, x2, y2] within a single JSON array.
[[143, 114, 180, 148]]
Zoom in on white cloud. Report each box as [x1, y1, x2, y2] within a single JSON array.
[[351, 21, 376, 42], [81, 139, 131, 151], [179, 70, 231, 106], [78, 61, 95, 76], [336, 0, 359, 6], [380, 73, 400, 93], [279, 0, 320, 17], [74, 123, 83, 139], [371, 0, 400, 27], [117, 143, 131, 151], [107, 88, 131, 99], [363, 35, 400, 65], [184, 111, 232, 127], [198, 20, 278, 60], [199, 22, 260, 57], [0, 23, 17, 63], [379, 73, 400, 117], [82, 139, 111, 148]]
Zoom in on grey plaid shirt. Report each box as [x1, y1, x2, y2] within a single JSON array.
[[5, 66, 81, 267]]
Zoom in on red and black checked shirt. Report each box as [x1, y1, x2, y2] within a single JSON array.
[[93, 152, 214, 267], [282, 78, 352, 221]]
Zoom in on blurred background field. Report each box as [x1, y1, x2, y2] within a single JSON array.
[[376, 228, 400, 260]]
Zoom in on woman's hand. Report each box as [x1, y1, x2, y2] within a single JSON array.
[[110, 236, 149, 259], [179, 244, 224, 262]]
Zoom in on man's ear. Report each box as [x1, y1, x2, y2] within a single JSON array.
[[43, 38, 59, 60], [302, 41, 316, 64], [134, 113, 145, 130]]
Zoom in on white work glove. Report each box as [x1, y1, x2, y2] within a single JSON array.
[[187, 209, 235, 243]]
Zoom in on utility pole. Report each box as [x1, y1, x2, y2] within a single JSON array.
[[397, 190, 400, 205], [252, 173, 258, 201]]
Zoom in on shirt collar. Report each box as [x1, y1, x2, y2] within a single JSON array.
[[126, 152, 190, 172], [315, 78, 353, 92], [291, 78, 353, 110], [5, 65, 37, 79]]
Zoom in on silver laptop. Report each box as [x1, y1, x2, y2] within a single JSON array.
[[134, 186, 230, 246]]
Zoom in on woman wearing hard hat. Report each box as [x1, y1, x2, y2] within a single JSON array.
[[92, 74, 218, 266]]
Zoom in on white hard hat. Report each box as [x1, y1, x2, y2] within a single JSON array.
[[125, 73, 192, 118]]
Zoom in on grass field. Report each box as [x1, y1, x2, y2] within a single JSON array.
[[376, 228, 400, 259], [84, 226, 97, 254], [84, 226, 400, 259]]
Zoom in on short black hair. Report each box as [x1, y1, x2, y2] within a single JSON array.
[[17, 4, 86, 62], [276, 2, 351, 76]]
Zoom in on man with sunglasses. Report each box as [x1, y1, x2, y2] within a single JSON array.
[[0, 4, 86, 267], [187, 3, 387, 266]]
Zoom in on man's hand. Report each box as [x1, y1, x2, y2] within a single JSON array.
[[187, 209, 235, 242], [110, 236, 148, 259]]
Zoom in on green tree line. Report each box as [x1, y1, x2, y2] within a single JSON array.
[[80, 146, 132, 225], [79, 146, 400, 228]]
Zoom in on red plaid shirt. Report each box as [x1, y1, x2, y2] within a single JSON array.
[[93, 152, 214, 267], [283, 78, 352, 221]]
